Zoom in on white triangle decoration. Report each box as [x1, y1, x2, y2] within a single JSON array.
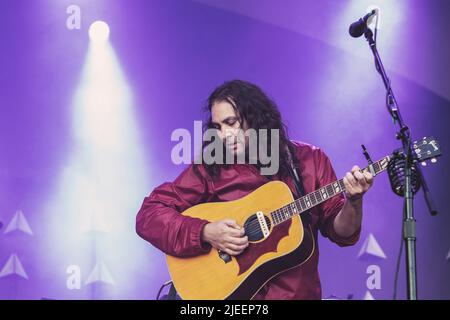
[[363, 291, 375, 300], [0, 254, 29, 279], [357, 233, 386, 260], [4, 210, 33, 235], [446, 249, 450, 261], [85, 261, 115, 286]]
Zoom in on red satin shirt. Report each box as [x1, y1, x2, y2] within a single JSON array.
[[136, 141, 360, 300]]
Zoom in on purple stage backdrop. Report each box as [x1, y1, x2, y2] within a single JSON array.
[[0, 0, 449, 300]]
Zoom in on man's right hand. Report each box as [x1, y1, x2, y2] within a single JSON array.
[[201, 219, 249, 256]]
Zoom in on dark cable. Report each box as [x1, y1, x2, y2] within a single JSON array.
[[156, 281, 173, 300]]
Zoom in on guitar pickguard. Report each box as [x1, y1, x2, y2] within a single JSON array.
[[235, 219, 292, 275]]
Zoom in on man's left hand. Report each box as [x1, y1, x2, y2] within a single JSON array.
[[343, 165, 374, 202]]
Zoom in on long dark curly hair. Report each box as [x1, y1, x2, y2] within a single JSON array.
[[201, 79, 298, 179]]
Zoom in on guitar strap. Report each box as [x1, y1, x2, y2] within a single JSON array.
[[286, 145, 312, 224]]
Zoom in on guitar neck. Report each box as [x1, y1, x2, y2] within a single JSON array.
[[270, 155, 392, 226]]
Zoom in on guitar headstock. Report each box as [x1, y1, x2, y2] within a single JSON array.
[[412, 136, 442, 166], [362, 137, 441, 176]]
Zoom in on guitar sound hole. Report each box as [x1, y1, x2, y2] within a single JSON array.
[[244, 214, 271, 242]]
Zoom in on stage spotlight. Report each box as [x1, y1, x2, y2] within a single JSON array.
[[42, 22, 155, 299], [89, 20, 110, 43]]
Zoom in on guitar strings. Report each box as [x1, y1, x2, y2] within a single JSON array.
[[242, 185, 342, 236], [238, 181, 349, 236], [242, 206, 297, 236], [243, 213, 291, 237], [242, 211, 282, 235]]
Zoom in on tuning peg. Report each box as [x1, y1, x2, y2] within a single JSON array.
[[421, 161, 427, 167], [431, 158, 437, 163]]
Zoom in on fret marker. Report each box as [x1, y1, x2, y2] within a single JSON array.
[[291, 204, 297, 214], [306, 199, 311, 207], [333, 182, 339, 192]]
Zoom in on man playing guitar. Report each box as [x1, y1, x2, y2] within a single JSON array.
[[136, 80, 373, 300]]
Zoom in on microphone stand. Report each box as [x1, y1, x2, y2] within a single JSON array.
[[362, 27, 438, 300]]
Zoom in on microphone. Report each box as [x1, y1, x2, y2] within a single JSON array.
[[349, 10, 378, 38]]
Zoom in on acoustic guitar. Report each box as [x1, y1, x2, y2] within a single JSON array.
[[166, 137, 441, 299]]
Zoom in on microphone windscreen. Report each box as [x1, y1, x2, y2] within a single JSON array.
[[349, 18, 366, 38]]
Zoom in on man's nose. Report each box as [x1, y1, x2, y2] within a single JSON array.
[[222, 128, 234, 140]]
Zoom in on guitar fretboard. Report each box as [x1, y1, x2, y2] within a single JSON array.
[[270, 155, 391, 226]]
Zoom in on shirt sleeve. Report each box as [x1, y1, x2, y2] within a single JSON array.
[[315, 148, 361, 247], [136, 164, 213, 257]]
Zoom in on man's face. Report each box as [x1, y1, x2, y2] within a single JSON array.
[[210, 100, 249, 157]]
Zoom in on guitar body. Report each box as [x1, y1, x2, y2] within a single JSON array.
[[166, 180, 315, 300]]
